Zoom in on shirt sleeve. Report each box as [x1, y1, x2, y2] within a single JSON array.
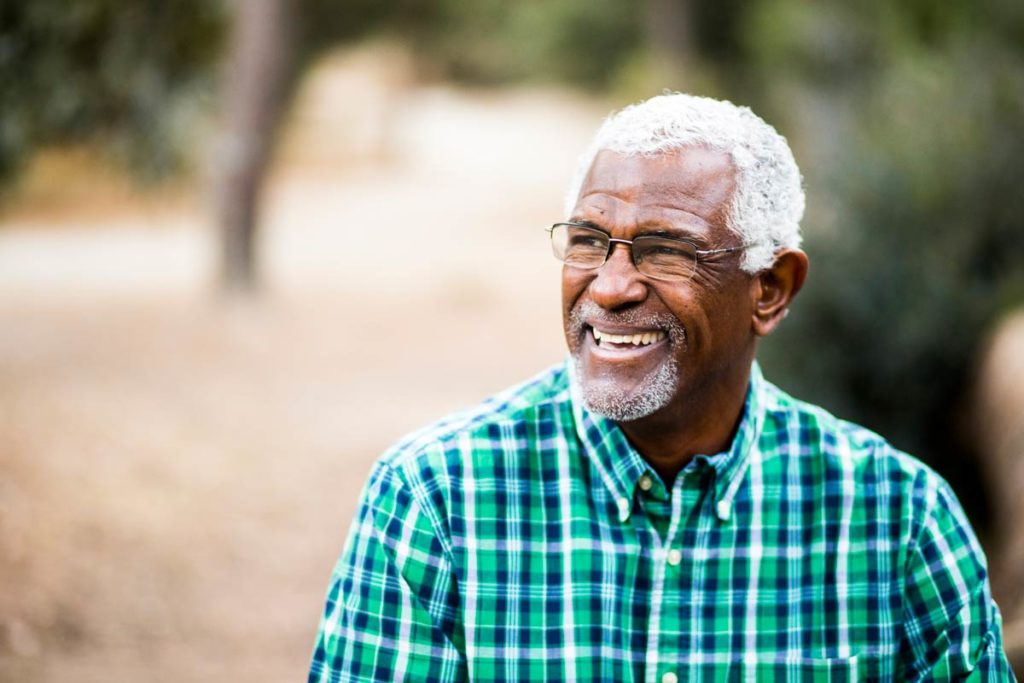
[[899, 475, 1016, 681], [308, 459, 465, 683]]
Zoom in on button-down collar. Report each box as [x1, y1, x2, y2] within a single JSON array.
[[569, 358, 767, 522]]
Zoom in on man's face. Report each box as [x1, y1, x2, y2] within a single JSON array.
[[562, 147, 758, 422]]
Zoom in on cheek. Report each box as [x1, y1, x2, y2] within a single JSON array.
[[694, 290, 754, 350], [561, 269, 591, 313], [653, 282, 700, 319], [658, 287, 731, 352]]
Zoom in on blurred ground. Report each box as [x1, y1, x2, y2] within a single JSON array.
[[0, 49, 605, 682]]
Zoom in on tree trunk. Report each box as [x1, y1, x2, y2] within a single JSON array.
[[645, 0, 694, 79], [210, 0, 297, 293]]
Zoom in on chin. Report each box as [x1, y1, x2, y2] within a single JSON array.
[[573, 354, 678, 422]]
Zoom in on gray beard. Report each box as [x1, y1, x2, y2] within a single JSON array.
[[568, 301, 685, 422], [572, 353, 679, 422]]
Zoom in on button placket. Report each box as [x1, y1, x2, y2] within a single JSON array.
[[656, 468, 707, 683]]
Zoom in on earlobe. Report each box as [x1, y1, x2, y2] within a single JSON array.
[[751, 249, 809, 337]]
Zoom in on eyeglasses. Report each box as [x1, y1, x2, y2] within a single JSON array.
[[547, 222, 747, 282]]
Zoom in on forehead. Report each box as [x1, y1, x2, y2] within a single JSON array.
[[572, 147, 736, 230]]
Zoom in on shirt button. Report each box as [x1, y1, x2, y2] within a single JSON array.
[[617, 498, 630, 521], [716, 500, 731, 520], [661, 672, 678, 683], [667, 549, 682, 566], [638, 475, 654, 492]]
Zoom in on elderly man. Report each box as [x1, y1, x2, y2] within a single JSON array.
[[308, 94, 1013, 681]]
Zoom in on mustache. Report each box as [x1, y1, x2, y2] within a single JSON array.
[[568, 301, 686, 344]]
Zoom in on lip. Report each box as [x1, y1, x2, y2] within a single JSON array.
[[589, 322, 665, 336]]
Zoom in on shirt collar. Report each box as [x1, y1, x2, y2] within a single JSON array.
[[566, 357, 767, 523]]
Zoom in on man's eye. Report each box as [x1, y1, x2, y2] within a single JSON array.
[[569, 236, 606, 248], [566, 229, 608, 250], [643, 244, 690, 258]]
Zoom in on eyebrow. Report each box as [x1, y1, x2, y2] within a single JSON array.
[[642, 228, 704, 244], [567, 218, 608, 233], [567, 219, 708, 247]]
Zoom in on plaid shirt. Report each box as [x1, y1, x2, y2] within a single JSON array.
[[309, 361, 1014, 682]]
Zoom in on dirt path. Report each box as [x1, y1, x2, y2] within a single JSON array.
[[0, 63, 606, 681]]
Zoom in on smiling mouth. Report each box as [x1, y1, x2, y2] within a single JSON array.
[[591, 326, 668, 348], [569, 301, 685, 358]]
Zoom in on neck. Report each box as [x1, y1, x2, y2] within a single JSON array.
[[618, 356, 754, 489]]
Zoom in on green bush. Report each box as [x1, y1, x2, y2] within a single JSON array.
[[752, 1, 1024, 530], [0, 1, 225, 184]]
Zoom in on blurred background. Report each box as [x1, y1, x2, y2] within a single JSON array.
[[0, 1, 1022, 680]]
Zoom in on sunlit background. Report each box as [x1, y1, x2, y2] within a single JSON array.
[[1, 1, 1022, 680]]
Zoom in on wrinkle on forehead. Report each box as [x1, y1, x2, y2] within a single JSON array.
[[573, 148, 737, 235]]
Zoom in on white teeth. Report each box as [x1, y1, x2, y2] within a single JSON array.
[[592, 328, 666, 346]]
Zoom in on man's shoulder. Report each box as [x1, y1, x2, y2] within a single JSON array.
[[378, 362, 571, 477], [759, 376, 945, 490], [758, 378, 978, 554]]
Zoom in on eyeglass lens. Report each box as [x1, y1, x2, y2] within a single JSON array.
[[550, 224, 698, 280]]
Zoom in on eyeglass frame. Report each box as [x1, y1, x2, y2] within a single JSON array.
[[546, 221, 751, 282]]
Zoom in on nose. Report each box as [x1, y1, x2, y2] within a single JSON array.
[[588, 242, 648, 310]]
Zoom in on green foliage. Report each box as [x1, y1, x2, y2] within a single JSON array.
[[398, 0, 643, 88], [751, 0, 1024, 525], [296, 0, 395, 65], [0, 0, 642, 190], [0, 1, 226, 184]]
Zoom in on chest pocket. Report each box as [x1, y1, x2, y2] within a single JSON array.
[[731, 654, 879, 683]]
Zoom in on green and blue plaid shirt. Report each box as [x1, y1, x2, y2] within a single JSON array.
[[310, 361, 1013, 682]]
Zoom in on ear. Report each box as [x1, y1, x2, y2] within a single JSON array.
[[750, 249, 809, 337]]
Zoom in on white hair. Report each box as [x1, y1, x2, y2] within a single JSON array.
[[565, 93, 805, 273]]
